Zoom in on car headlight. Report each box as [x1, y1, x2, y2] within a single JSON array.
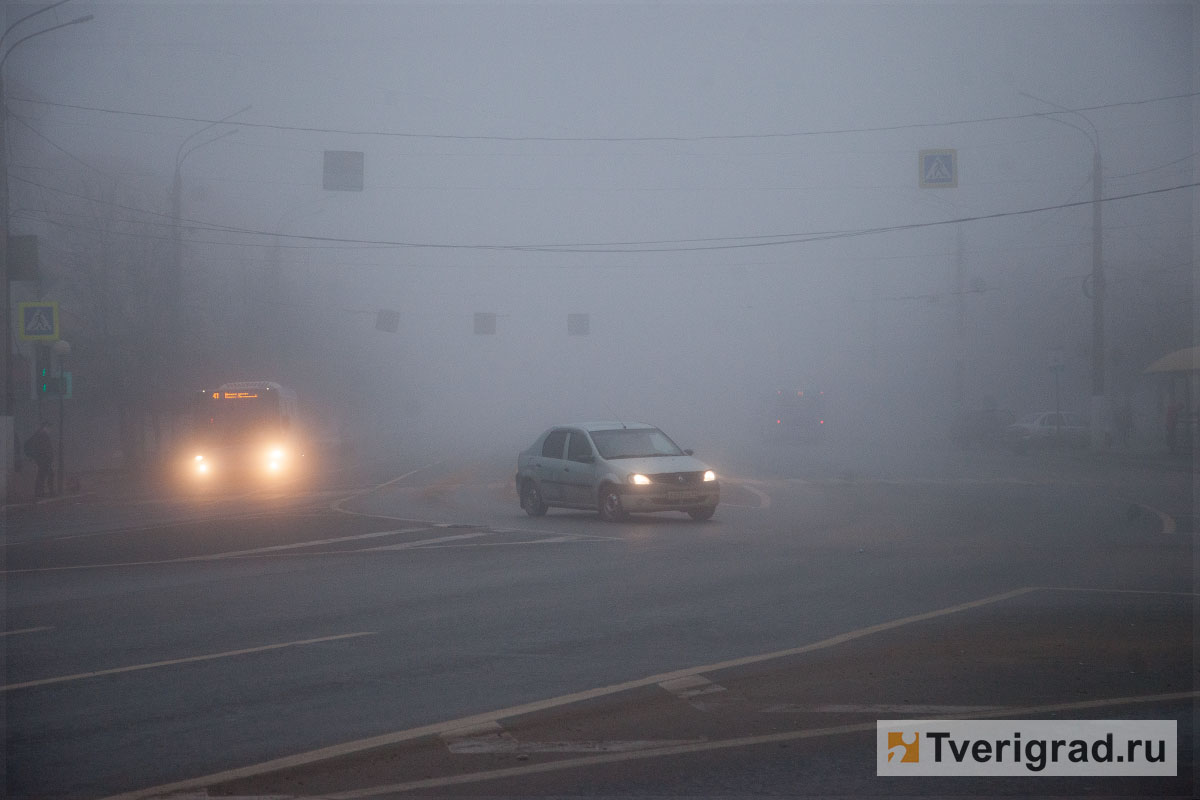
[[703, 470, 716, 482], [630, 474, 651, 485]]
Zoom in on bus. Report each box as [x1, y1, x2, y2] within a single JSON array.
[[180, 381, 307, 484]]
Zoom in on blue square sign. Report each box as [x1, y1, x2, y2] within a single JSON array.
[[18, 301, 59, 341], [920, 149, 957, 188]]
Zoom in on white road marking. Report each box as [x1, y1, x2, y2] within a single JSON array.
[[316, 690, 1200, 798], [448, 736, 707, 754], [731, 481, 771, 509], [441, 720, 506, 739], [439, 720, 703, 754], [762, 703, 1006, 714], [1, 626, 53, 637], [1125, 500, 1177, 534], [2, 632, 374, 693], [361, 531, 492, 551], [330, 463, 442, 517], [1038, 585, 1200, 597], [659, 674, 726, 698], [190, 528, 431, 560], [104, 586, 1036, 800], [0, 528, 437, 574]]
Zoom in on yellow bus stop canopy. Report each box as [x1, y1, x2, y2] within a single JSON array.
[[1144, 346, 1200, 374]]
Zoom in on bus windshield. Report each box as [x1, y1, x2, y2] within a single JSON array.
[[193, 393, 285, 443]]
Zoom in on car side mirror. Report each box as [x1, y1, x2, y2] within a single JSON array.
[[684, 449, 694, 456]]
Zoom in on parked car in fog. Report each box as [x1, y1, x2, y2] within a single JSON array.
[[950, 408, 1015, 449], [1005, 411, 1089, 452], [767, 388, 828, 442], [516, 422, 720, 521]]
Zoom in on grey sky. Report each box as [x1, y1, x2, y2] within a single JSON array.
[[5, 1, 1195, 450]]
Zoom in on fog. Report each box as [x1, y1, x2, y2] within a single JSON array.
[[4, 1, 1195, 469]]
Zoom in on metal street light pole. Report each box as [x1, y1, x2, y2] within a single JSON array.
[[1021, 92, 1106, 449], [169, 126, 240, 329], [52, 338, 69, 494], [165, 107, 248, 412], [1, 4, 92, 488]]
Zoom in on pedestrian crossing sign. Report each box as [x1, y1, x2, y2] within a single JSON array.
[[18, 301, 59, 341], [919, 149, 957, 188]]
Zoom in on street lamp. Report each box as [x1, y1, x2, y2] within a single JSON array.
[[1, 2, 92, 485], [168, 107, 250, 338], [52, 338, 69, 495], [1020, 91, 1106, 449]]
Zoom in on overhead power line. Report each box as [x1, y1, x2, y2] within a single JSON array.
[[12, 173, 1197, 254], [8, 91, 1199, 143]]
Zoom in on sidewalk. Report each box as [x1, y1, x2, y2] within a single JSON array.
[[2, 465, 144, 510]]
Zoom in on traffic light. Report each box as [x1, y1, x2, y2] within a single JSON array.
[[34, 344, 64, 394], [35, 344, 52, 393]]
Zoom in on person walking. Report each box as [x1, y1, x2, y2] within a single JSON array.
[[23, 421, 55, 499]]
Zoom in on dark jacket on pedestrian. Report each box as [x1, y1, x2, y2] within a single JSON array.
[[24, 426, 53, 466]]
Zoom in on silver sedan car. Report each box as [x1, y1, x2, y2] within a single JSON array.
[[1005, 411, 1090, 452], [516, 422, 720, 521]]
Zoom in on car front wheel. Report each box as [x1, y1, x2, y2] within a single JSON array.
[[688, 506, 716, 521], [521, 480, 548, 517], [597, 484, 627, 522]]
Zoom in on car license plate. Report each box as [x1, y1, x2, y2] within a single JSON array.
[[668, 491, 697, 502]]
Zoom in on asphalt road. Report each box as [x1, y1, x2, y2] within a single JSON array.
[[2, 438, 1194, 798]]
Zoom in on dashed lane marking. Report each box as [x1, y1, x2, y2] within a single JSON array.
[[2, 632, 374, 693], [1, 626, 54, 637]]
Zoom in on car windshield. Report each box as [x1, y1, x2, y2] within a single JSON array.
[[590, 428, 685, 459]]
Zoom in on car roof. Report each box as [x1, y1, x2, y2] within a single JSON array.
[[551, 421, 657, 433]]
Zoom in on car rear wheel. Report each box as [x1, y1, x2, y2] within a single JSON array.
[[688, 506, 716, 521], [521, 480, 548, 517], [597, 484, 627, 522]]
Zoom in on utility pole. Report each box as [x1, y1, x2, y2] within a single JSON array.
[[1021, 92, 1106, 448], [1, 2, 93, 491], [954, 223, 966, 410]]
